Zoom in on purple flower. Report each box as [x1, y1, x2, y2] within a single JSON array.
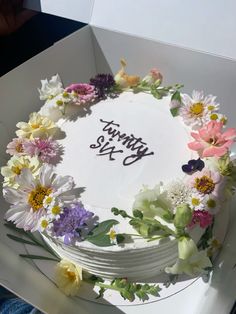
[[52, 204, 94, 244], [65, 83, 96, 105], [23, 138, 61, 163], [182, 158, 205, 174], [90, 74, 115, 99]]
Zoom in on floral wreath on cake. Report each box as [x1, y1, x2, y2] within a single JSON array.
[[2, 60, 236, 301]]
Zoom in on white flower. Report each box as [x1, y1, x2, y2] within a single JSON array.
[[133, 184, 172, 219], [165, 237, 212, 276], [109, 225, 118, 245], [3, 164, 75, 232], [1, 156, 40, 187], [16, 112, 57, 139], [39, 92, 72, 122], [39, 216, 51, 232], [188, 192, 205, 211], [179, 90, 219, 129], [55, 260, 82, 296], [38, 74, 64, 101], [165, 180, 191, 210]]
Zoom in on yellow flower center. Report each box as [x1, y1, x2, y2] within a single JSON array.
[[66, 270, 76, 282], [12, 166, 22, 175], [56, 100, 63, 106], [15, 143, 23, 153], [109, 229, 117, 240], [45, 196, 53, 205], [220, 116, 227, 125], [31, 123, 40, 129], [51, 206, 61, 215], [191, 198, 200, 206], [28, 185, 52, 212], [190, 102, 204, 117], [210, 113, 218, 120], [207, 198, 216, 208], [41, 219, 49, 229], [194, 175, 215, 194]]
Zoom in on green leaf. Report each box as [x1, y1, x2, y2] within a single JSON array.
[[7, 234, 39, 246], [86, 234, 113, 247], [19, 254, 59, 262], [96, 287, 105, 299], [87, 219, 119, 238], [120, 289, 135, 302], [133, 210, 143, 219], [170, 107, 179, 117], [116, 234, 125, 244], [171, 90, 181, 102]]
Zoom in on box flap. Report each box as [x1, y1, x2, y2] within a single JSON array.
[[91, 0, 236, 60], [24, 0, 95, 23]]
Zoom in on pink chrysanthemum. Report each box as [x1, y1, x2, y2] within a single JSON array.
[[6, 138, 26, 156], [65, 83, 96, 105], [23, 138, 61, 163], [188, 210, 213, 229], [188, 120, 236, 158]]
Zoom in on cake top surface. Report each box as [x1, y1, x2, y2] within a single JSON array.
[[56, 91, 192, 211]]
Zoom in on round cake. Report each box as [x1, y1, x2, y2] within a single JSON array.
[[2, 62, 236, 299]]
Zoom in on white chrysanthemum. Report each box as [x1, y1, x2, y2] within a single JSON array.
[[55, 260, 82, 296], [3, 164, 75, 232], [38, 74, 64, 101], [1, 156, 40, 187], [179, 90, 219, 129], [165, 180, 191, 210], [133, 184, 172, 218], [16, 112, 57, 139]]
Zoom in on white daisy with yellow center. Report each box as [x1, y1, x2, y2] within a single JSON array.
[[180, 90, 220, 129], [3, 164, 75, 232]]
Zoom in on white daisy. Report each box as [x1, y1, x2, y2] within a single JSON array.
[[180, 90, 219, 129], [109, 225, 118, 245], [3, 164, 75, 232], [188, 192, 205, 211]]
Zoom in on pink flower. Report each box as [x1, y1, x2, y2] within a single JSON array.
[[142, 68, 163, 85], [65, 83, 96, 105], [188, 120, 236, 157], [188, 210, 213, 229], [23, 138, 61, 163], [6, 138, 26, 156]]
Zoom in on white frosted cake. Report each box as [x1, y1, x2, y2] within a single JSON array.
[[2, 61, 236, 299]]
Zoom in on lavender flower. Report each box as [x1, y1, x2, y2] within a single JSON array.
[[23, 138, 61, 163], [182, 158, 205, 174], [90, 74, 115, 99], [52, 204, 94, 244]]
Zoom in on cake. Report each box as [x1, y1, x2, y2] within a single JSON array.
[[2, 60, 236, 300]]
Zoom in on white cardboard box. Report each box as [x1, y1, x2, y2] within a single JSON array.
[[1, 2, 236, 314]]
